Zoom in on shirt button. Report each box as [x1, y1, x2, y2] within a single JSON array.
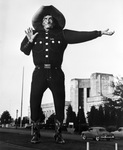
[[45, 36, 48, 39], [45, 43, 48, 45], [39, 41, 42, 44], [45, 55, 48, 58], [45, 32, 48, 35], [45, 49, 48, 51]]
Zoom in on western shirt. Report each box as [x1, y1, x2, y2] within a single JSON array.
[[20, 29, 101, 67]]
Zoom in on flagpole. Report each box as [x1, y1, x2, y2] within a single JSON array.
[[20, 66, 24, 128]]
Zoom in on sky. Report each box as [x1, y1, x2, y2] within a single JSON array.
[[0, 0, 123, 119]]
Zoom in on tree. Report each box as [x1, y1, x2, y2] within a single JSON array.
[[98, 105, 104, 126], [110, 107, 117, 125], [46, 113, 55, 124], [104, 104, 110, 126], [77, 107, 86, 124], [66, 105, 76, 127], [22, 116, 29, 125], [76, 107, 87, 133], [15, 117, 19, 127], [1, 110, 12, 124], [45, 113, 55, 129], [98, 77, 123, 127], [117, 110, 123, 127], [111, 77, 123, 109], [87, 106, 99, 126]]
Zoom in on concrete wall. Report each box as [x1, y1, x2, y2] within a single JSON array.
[[70, 73, 114, 116]]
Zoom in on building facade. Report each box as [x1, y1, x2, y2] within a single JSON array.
[[41, 101, 71, 123], [70, 73, 114, 116]]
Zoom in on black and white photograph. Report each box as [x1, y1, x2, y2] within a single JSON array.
[[0, 0, 123, 149]]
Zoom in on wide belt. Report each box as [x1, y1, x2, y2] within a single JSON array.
[[44, 64, 51, 69], [36, 64, 61, 69]]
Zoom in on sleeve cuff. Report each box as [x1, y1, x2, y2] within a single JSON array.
[[98, 31, 102, 37]]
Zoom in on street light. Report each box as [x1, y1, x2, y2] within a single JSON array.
[[16, 110, 18, 129]]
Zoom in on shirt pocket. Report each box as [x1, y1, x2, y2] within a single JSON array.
[[32, 38, 44, 53], [49, 38, 62, 52]]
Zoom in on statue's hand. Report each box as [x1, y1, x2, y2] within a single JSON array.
[[25, 27, 38, 42]]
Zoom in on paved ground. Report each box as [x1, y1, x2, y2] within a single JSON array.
[[0, 128, 123, 150], [0, 128, 85, 150], [0, 141, 34, 150], [0, 127, 82, 141]]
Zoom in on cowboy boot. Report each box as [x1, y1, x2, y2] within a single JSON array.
[[54, 119, 65, 144], [31, 122, 41, 144]]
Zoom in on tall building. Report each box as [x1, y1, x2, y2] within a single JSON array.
[[70, 73, 114, 116]]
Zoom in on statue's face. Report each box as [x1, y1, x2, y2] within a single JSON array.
[[42, 15, 54, 30]]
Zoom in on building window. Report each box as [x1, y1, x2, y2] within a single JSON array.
[[79, 88, 84, 108], [87, 88, 90, 98]]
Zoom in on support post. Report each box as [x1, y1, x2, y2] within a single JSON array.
[[20, 67, 24, 128], [86, 142, 89, 150], [115, 143, 118, 150]]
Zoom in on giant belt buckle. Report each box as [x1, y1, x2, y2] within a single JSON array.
[[44, 64, 51, 69]]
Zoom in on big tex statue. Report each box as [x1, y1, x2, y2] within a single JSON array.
[[20, 5, 114, 144]]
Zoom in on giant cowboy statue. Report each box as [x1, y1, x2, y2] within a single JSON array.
[[20, 5, 114, 144]]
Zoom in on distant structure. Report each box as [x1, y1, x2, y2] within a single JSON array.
[[41, 101, 71, 123], [70, 72, 114, 116]]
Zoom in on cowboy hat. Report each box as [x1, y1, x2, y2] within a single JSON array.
[[32, 5, 66, 30]]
